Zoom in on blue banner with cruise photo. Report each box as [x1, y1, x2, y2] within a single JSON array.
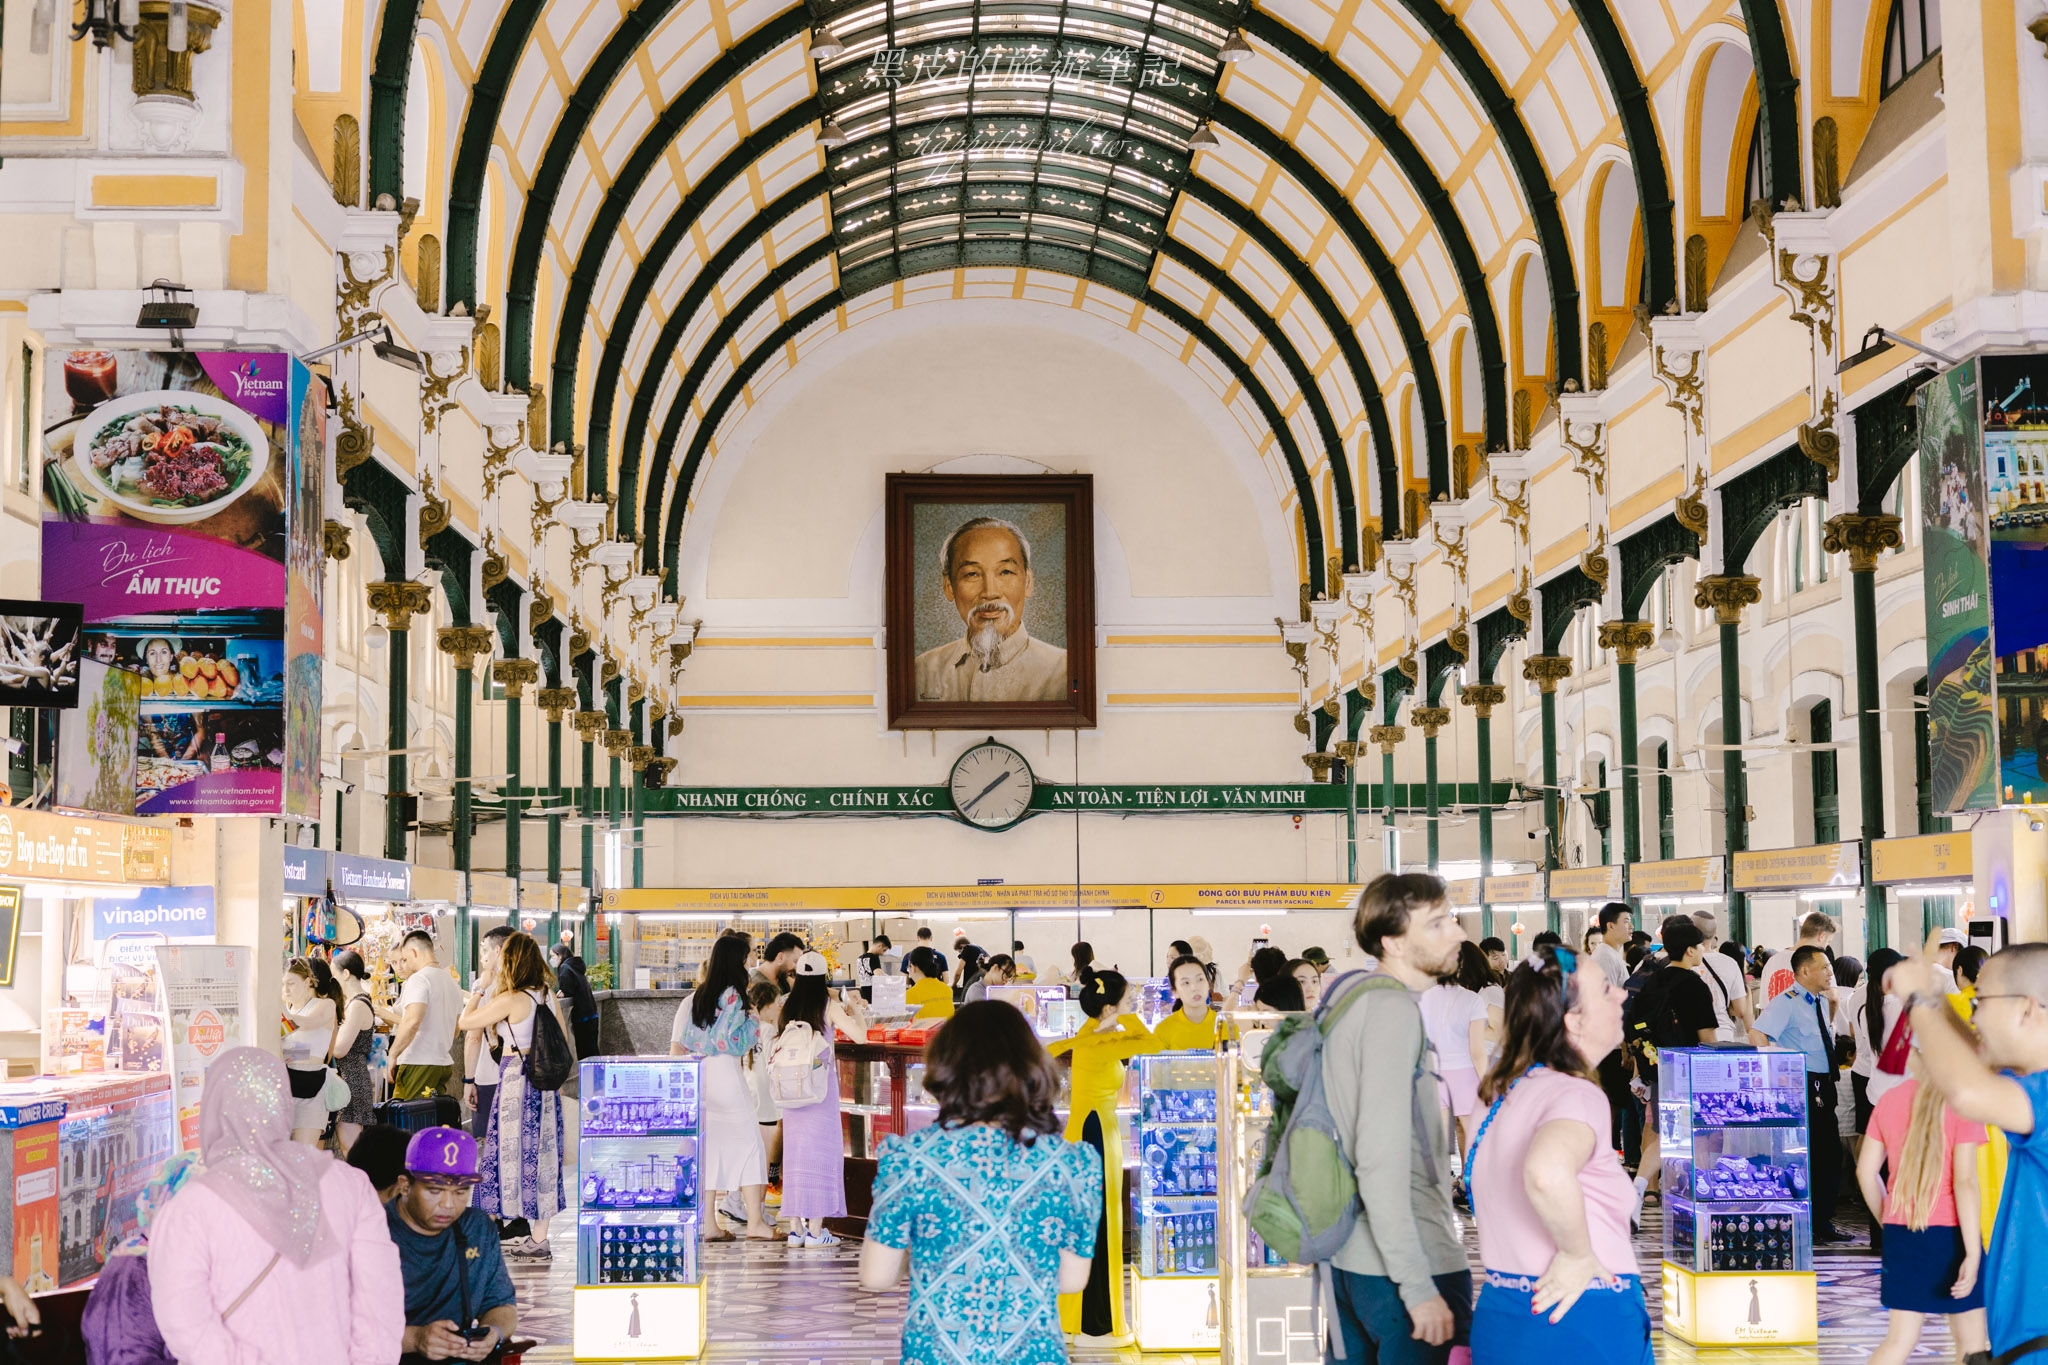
[[1983, 353, 2048, 802]]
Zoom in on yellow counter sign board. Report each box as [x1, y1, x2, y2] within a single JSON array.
[[1548, 865, 1624, 901], [1627, 857, 1726, 897], [1445, 878, 1481, 908], [1481, 872, 1546, 904], [1660, 1264, 1817, 1346], [604, 884, 1365, 914], [1871, 832, 1973, 884], [1731, 842, 1861, 892]]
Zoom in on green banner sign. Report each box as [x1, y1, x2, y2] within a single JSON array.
[[644, 782, 1511, 817]]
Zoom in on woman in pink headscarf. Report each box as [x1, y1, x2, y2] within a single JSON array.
[[146, 1047, 403, 1364]]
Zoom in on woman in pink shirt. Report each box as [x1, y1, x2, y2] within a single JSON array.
[[1467, 943, 1649, 1365], [146, 1047, 404, 1365], [1854, 1066, 1988, 1365]]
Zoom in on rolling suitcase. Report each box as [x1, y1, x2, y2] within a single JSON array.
[[374, 1095, 461, 1133]]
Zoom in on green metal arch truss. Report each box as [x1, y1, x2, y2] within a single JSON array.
[[1719, 443, 1827, 577], [499, 0, 719, 393], [1538, 564, 1600, 656], [1383, 0, 1583, 386], [366, 0, 424, 206], [1737, 0, 1803, 210], [1211, 106, 1448, 501], [1179, 177, 1396, 540], [541, 19, 814, 455], [1154, 238, 1358, 569], [1242, 12, 1507, 453], [1617, 513, 1698, 620], [614, 174, 831, 548], [649, 272, 1335, 598], [442, 0, 549, 312], [1476, 606, 1525, 684], [1564, 1, 1677, 317]]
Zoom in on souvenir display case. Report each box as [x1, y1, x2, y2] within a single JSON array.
[[1217, 1010, 1314, 1365], [1130, 977, 1173, 1028], [573, 1057, 707, 1360], [985, 983, 1080, 1039], [1131, 1051, 1222, 1350], [1656, 1046, 1817, 1347]]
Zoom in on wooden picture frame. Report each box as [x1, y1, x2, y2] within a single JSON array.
[[884, 473, 1096, 729]]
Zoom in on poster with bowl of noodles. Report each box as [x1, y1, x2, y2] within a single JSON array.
[[42, 350, 317, 816]]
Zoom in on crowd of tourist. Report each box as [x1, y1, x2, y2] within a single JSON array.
[[7, 888, 2046, 1365]]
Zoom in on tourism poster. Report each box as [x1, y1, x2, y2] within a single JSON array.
[[41, 350, 319, 815], [284, 362, 325, 818], [1918, 359, 1998, 812], [1981, 354, 2048, 802], [155, 944, 248, 1150], [53, 658, 140, 815]]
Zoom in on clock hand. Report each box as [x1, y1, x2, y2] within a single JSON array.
[[960, 769, 1014, 815]]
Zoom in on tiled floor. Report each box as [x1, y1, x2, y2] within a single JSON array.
[[509, 1194, 1948, 1363]]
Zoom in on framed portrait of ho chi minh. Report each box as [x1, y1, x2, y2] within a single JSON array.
[[885, 473, 1096, 729]]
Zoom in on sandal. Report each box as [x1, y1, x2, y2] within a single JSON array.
[[703, 1228, 736, 1243]]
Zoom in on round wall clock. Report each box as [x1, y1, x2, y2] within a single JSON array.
[[948, 739, 1034, 831]]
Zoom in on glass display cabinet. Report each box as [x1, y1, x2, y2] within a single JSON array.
[[1132, 1050, 1222, 1350], [1656, 1046, 1818, 1347], [1217, 1010, 1315, 1365], [573, 1057, 707, 1361]]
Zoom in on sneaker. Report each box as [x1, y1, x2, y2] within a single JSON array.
[[787, 1231, 807, 1247], [804, 1231, 842, 1248], [719, 1191, 747, 1223], [764, 1181, 783, 1206], [504, 1238, 552, 1260]]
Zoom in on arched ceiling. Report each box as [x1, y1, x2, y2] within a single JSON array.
[[368, 0, 1803, 600]]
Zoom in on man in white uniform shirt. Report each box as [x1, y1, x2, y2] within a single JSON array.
[[1591, 903, 1632, 987], [1691, 909, 1755, 1042], [389, 928, 464, 1100]]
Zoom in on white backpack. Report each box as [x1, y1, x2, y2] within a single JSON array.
[[767, 1021, 828, 1108]]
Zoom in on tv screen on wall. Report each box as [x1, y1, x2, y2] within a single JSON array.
[[0, 599, 84, 709]]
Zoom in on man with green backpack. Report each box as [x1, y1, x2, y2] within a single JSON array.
[[1244, 872, 1471, 1363]]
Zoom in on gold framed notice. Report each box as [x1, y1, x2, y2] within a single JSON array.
[[884, 473, 1096, 729]]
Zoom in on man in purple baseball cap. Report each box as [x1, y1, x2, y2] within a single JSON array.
[[388, 1126, 518, 1361]]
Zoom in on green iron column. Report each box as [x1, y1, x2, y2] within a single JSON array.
[[1370, 723, 1406, 869], [1461, 683, 1507, 941], [1696, 575, 1763, 943], [1827, 514, 1904, 951], [436, 625, 492, 983], [495, 659, 539, 880], [539, 687, 574, 948], [1414, 707, 1451, 870], [573, 705, 605, 964], [1524, 655, 1575, 933], [628, 693, 648, 890], [1600, 621, 1659, 868], [368, 582, 432, 863]]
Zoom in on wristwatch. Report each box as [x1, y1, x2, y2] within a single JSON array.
[[1905, 991, 1947, 1013]]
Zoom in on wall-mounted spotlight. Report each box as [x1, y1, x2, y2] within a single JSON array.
[[136, 280, 198, 330], [1837, 324, 1957, 375]]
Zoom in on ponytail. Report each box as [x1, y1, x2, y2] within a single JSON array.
[[1079, 968, 1127, 1019]]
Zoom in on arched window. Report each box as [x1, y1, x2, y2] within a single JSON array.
[[1809, 700, 1839, 843], [1882, 0, 1942, 97], [1655, 741, 1675, 860]]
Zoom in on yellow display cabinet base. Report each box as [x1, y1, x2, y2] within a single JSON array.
[[573, 1283, 707, 1360], [1132, 1274, 1223, 1352], [1660, 1262, 1817, 1346]]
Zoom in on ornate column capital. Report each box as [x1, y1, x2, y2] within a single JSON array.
[[1522, 654, 1574, 693], [603, 728, 634, 756], [434, 624, 495, 668], [1334, 740, 1365, 762], [1302, 752, 1338, 780], [627, 744, 655, 772], [1412, 706, 1452, 739], [1822, 513, 1903, 573], [1459, 684, 1507, 719], [491, 658, 541, 697], [368, 580, 434, 631], [537, 687, 577, 723], [1597, 620, 1660, 666], [1368, 724, 1406, 752], [1693, 574, 1763, 626], [644, 755, 677, 788], [323, 520, 352, 561], [572, 710, 609, 742]]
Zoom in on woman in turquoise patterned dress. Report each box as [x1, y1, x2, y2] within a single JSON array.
[[861, 1000, 1102, 1365]]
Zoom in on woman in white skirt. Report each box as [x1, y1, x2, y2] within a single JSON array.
[[672, 932, 776, 1241]]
